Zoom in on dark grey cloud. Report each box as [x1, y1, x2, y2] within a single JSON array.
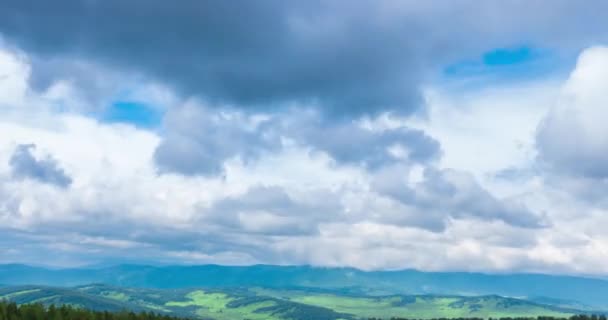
[[373, 167, 548, 230], [290, 114, 441, 169], [9, 144, 72, 188], [0, 0, 430, 118], [205, 185, 343, 236], [5, 1, 606, 118], [154, 104, 282, 176], [154, 106, 440, 176], [26, 56, 132, 112]]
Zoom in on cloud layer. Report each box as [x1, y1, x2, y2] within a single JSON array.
[[1, 2, 608, 275], [2, 0, 608, 117]]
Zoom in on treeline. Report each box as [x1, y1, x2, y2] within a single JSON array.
[[2, 301, 607, 320], [0, 301, 188, 320], [372, 316, 608, 320]]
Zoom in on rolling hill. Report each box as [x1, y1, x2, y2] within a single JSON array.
[[1, 264, 608, 309], [0, 284, 587, 320]]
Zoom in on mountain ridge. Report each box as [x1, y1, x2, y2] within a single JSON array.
[[2, 264, 608, 309]]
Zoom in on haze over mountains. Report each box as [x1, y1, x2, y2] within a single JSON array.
[[2, 264, 608, 310]]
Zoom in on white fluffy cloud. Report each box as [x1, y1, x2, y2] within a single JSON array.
[[3, 40, 608, 276], [537, 46, 608, 178]]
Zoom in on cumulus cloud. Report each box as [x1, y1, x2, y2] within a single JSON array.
[[537, 46, 608, 179], [3, 4, 608, 276], [9, 144, 72, 188]]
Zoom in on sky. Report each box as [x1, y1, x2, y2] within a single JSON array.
[[1, 1, 608, 275]]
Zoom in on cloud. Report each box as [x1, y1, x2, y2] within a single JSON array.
[[0, 99, 549, 271], [0, 0, 429, 118], [537, 46, 608, 179], [372, 166, 548, 230], [4, 1, 608, 119], [287, 112, 441, 169], [3, 7, 608, 276], [9, 144, 72, 188], [154, 105, 441, 176], [533, 46, 608, 211], [204, 185, 343, 236], [154, 102, 282, 176], [0, 47, 30, 109]]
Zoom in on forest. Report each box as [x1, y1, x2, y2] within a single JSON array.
[[381, 317, 608, 320], [0, 301, 183, 320], [1, 301, 607, 320]]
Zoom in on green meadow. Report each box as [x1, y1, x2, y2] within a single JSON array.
[[0, 284, 578, 320]]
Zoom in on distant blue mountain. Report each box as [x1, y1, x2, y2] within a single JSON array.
[[2, 264, 608, 309]]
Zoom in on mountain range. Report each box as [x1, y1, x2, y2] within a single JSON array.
[[2, 264, 608, 310]]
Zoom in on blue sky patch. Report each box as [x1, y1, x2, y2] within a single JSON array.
[[482, 46, 536, 66], [102, 101, 162, 129], [443, 45, 554, 79]]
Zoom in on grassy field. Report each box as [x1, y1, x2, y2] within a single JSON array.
[[0, 284, 579, 320], [289, 294, 570, 319], [0, 289, 41, 300], [165, 290, 282, 320]]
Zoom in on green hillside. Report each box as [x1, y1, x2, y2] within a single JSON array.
[[3, 264, 608, 310], [0, 284, 581, 320]]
